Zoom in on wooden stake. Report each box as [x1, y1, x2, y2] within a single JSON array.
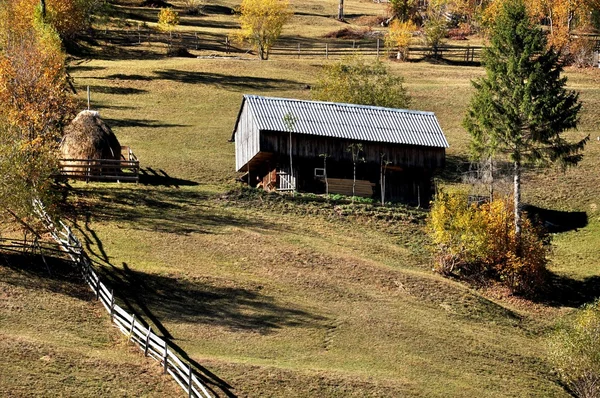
[[129, 314, 136, 342], [144, 326, 151, 357], [188, 364, 193, 397], [109, 289, 115, 319], [163, 339, 168, 374]]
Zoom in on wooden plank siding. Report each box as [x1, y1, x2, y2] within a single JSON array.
[[260, 130, 445, 169], [234, 103, 261, 172]]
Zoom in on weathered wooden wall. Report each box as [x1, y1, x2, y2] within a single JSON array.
[[234, 103, 260, 171], [260, 131, 445, 169]]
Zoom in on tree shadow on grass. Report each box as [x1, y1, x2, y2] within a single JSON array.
[[523, 205, 588, 233], [0, 251, 242, 397], [139, 168, 200, 187], [0, 251, 91, 302], [98, 262, 326, 335], [103, 118, 188, 128], [152, 69, 303, 91], [86, 84, 148, 95], [532, 272, 600, 308], [90, 259, 325, 397], [67, 186, 276, 236]]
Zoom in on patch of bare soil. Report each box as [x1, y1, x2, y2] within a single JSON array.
[[323, 27, 374, 40]]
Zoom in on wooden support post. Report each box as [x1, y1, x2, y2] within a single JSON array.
[[109, 289, 115, 319], [377, 38, 380, 58], [163, 339, 168, 374], [326, 43, 328, 59], [195, 32, 198, 50], [297, 43, 300, 59], [188, 364, 193, 398], [95, 276, 100, 300], [144, 326, 151, 357], [129, 314, 136, 342], [352, 40, 355, 49]]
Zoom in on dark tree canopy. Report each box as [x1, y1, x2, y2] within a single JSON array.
[[463, 0, 588, 236]]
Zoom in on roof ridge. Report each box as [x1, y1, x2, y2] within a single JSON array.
[[243, 94, 435, 116]]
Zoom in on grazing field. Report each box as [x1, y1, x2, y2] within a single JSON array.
[[2, 0, 600, 396]]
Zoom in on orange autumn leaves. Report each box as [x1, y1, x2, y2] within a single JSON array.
[[0, 0, 75, 143], [482, 0, 599, 49]]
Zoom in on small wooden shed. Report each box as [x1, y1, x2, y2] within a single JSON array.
[[231, 95, 449, 205]]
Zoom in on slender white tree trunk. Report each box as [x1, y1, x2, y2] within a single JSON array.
[[513, 160, 522, 239]]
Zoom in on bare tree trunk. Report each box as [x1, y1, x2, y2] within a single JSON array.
[[40, 0, 46, 20], [338, 0, 344, 21], [513, 160, 522, 241]]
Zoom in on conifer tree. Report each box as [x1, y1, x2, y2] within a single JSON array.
[[463, 0, 588, 240]]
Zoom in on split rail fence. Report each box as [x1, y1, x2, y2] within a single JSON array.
[[96, 27, 483, 63], [57, 147, 140, 183], [32, 199, 213, 398]]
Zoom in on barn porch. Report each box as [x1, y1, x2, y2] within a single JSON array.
[[242, 154, 435, 205]]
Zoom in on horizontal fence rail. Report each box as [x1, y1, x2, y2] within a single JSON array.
[[57, 158, 140, 183], [93, 26, 485, 62], [32, 199, 213, 398]]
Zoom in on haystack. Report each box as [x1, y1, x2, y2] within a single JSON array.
[[60, 110, 121, 161]]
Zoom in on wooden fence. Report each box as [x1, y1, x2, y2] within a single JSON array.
[[57, 148, 140, 183], [268, 42, 482, 63], [95, 27, 483, 63], [32, 199, 213, 398]]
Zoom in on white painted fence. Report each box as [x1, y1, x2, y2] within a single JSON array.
[[32, 199, 213, 398]]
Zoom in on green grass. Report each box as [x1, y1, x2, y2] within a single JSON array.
[[0, 254, 181, 397], [3, 0, 600, 396]]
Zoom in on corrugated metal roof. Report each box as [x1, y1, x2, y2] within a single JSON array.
[[237, 95, 449, 148]]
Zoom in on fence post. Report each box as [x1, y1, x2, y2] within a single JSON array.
[[188, 363, 193, 398], [377, 38, 380, 58], [297, 43, 300, 59], [163, 339, 169, 374], [144, 326, 151, 357], [195, 32, 198, 50], [95, 275, 100, 300], [352, 40, 355, 49], [129, 314, 136, 342], [109, 289, 115, 319], [326, 43, 328, 59]]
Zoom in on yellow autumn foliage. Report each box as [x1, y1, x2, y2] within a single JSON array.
[[481, 0, 599, 50], [234, 0, 291, 60], [549, 300, 600, 398], [385, 20, 416, 61], [428, 189, 548, 294], [157, 8, 180, 33]]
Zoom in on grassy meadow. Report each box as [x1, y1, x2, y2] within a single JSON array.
[[2, 0, 600, 396]]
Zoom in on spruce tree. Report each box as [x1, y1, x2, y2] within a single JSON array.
[[463, 0, 588, 240]]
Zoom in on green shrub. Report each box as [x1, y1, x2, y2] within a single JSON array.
[[427, 189, 548, 294], [549, 301, 600, 398]]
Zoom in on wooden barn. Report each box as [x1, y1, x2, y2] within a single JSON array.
[[231, 95, 449, 205]]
